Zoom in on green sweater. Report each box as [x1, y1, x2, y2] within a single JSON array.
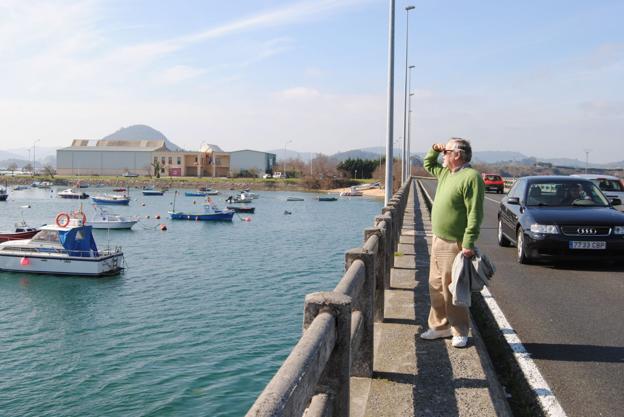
[[423, 148, 485, 248]]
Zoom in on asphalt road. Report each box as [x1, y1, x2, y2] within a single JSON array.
[[420, 178, 624, 417]]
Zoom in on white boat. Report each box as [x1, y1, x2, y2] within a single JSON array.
[[87, 206, 139, 229], [242, 189, 259, 199], [58, 188, 89, 199], [0, 214, 124, 276], [340, 188, 364, 197], [225, 192, 253, 204]]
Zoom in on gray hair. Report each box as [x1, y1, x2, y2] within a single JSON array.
[[450, 137, 472, 163]]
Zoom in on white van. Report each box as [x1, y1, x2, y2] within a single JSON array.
[[571, 174, 624, 206]]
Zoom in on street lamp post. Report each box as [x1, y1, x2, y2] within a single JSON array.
[[283, 140, 292, 175], [584, 149, 591, 174], [33, 139, 40, 176], [401, 5, 415, 184], [407, 65, 415, 179], [384, 0, 396, 205]]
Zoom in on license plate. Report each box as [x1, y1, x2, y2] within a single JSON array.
[[569, 241, 606, 250]]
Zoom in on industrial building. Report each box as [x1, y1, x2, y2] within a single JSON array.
[[229, 150, 276, 177], [56, 139, 166, 176], [57, 140, 273, 178]]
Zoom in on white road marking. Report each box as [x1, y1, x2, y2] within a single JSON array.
[[417, 179, 568, 417], [481, 287, 568, 417]]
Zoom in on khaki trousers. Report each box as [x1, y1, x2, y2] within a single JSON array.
[[428, 235, 470, 337]]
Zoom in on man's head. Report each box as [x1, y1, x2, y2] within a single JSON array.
[[442, 137, 472, 170]]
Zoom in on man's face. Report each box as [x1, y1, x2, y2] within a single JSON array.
[[442, 140, 457, 168]]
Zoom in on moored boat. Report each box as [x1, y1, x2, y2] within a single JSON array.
[[0, 222, 40, 242], [169, 196, 234, 221], [318, 196, 338, 201], [185, 191, 209, 197], [0, 186, 7, 202], [92, 194, 130, 205], [142, 190, 165, 196], [58, 188, 89, 199], [0, 213, 124, 276], [87, 206, 139, 229], [286, 197, 304, 201], [225, 193, 253, 204], [226, 205, 255, 213], [340, 188, 363, 197]]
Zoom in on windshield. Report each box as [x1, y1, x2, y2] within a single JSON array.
[[590, 179, 623, 192], [484, 175, 502, 181], [525, 181, 609, 207]]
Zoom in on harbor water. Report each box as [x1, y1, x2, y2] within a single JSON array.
[[0, 187, 382, 417]]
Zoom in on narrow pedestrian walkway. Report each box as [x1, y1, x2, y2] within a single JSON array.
[[354, 181, 511, 417]]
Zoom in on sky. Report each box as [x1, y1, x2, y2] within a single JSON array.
[[0, 0, 622, 163]]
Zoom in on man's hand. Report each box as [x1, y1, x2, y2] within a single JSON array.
[[462, 248, 475, 258], [432, 143, 446, 153]]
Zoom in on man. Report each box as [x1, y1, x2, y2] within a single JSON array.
[[561, 183, 583, 205], [421, 138, 485, 348]]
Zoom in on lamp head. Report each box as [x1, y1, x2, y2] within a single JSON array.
[[405, 5, 415, 11]]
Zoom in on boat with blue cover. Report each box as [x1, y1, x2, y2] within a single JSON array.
[[0, 212, 124, 276]]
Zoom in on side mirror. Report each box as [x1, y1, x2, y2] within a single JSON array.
[[611, 198, 622, 206], [507, 196, 520, 205]]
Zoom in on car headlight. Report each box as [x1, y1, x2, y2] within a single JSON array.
[[530, 224, 559, 234], [614, 226, 624, 235]]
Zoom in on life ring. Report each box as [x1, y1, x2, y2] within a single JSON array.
[[71, 211, 87, 224], [55, 212, 70, 228]]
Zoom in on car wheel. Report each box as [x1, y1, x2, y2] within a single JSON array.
[[517, 228, 531, 264], [498, 219, 511, 247]]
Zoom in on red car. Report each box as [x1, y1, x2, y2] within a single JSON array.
[[482, 173, 505, 194]]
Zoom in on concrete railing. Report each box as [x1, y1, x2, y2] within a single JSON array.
[[246, 178, 412, 417]]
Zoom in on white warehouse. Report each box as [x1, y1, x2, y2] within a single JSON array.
[[229, 150, 277, 177], [57, 139, 168, 176]]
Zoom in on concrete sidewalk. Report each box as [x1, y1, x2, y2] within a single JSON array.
[[352, 181, 512, 417]]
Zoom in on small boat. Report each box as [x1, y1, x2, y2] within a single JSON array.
[[0, 213, 124, 276], [77, 182, 89, 188], [13, 185, 29, 191], [32, 181, 52, 188], [185, 191, 209, 197], [286, 197, 304, 201], [87, 206, 139, 229], [0, 187, 7, 202], [226, 205, 255, 213], [318, 196, 338, 202], [0, 222, 40, 242], [225, 193, 253, 204], [242, 189, 259, 199], [198, 187, 220, 195], [169, 198, 235, 221], [58, 188, 89, 199], [92, 194, 130, 205], [142, 189, 165, 196], [340, 188, 364, 197], [112, 187, 127, 192]]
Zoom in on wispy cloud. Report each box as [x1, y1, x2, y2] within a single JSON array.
[[114, 0, 366, 64]]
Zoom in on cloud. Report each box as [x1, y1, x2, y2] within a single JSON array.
[[152, 65, 206, 85], [579, 100, 624, 117], [275, 87, 322, 100]]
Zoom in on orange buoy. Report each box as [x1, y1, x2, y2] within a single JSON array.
[[159, 224, 167, 231], [20, 257, 30, 266]]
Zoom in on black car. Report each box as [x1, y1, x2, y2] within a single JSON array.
[[497, 176, 624, 263]]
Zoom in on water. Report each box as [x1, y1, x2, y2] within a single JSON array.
[[0, 186, 382, 417]]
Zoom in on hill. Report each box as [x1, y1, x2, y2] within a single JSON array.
[[102, 125, 184, 151]]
